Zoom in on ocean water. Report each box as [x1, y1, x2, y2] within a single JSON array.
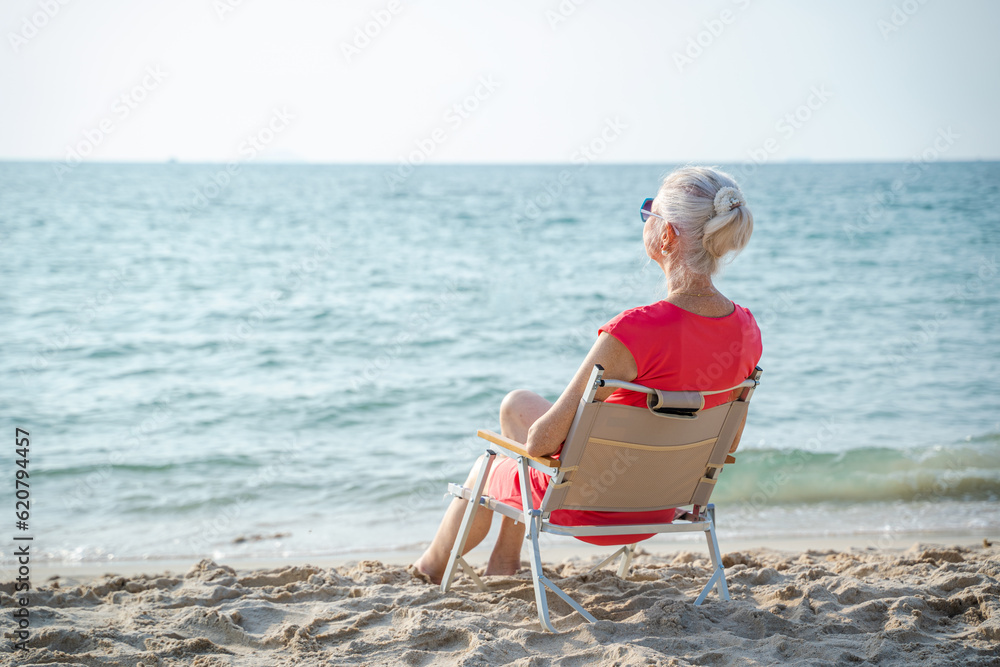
[[1, 161, 998, 567]]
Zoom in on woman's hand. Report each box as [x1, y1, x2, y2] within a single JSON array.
[[524, 332, 637, 458]]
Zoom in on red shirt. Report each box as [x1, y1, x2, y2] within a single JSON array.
[[601, 300, 762, 408]]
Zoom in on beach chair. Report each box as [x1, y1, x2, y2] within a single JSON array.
[[440, 363, 762, 632]]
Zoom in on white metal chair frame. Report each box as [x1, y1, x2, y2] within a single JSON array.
[[440, 364, 762, 632]]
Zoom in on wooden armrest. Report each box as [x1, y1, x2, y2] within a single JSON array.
[[725, 455, 736, 465], [476, 429, 561, 468]]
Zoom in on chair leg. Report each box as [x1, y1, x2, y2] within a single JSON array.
[[695, 505, 730, 605], [539, 573, 597, 624], [517, 457, 600, 631], [516, 456, 556, 632], [585, 542, 636, 578], [457, 555, 488, 592], [616, 543, 636, 578], [587, 546, 627, 575], [526, 513, 557, 633], [441, 450, 495, 594]]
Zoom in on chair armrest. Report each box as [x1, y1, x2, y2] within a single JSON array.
[[476, 430, 561, 468], [725, 455, 736, 465]]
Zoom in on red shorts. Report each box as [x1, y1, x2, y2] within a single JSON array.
[[486, 456, 675, 546]]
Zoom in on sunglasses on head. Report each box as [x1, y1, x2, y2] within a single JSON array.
[[640, 198, 664, 223]]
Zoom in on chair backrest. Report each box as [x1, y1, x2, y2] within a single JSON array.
[[540, 365, 762, 514]]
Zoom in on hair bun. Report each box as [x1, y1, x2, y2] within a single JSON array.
[[654, 166, 752, 275], [713, 186, 745, 217]]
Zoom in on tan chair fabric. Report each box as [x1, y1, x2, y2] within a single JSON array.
[[542, 397, 748, 513]]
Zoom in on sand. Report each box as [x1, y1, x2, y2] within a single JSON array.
[[2, 544, 999, 666]]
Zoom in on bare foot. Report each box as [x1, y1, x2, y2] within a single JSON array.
[[408, 558, 441, 585]]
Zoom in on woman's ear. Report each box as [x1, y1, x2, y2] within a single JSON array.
[[661, 223, 677, 248]]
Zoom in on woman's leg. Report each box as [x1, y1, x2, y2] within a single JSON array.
[[485, 390, 552, 575], [413, 390, 552, 583], [498, 389, 553, 443], [484, 516, 525, 575], [412, 454, 496, 584]]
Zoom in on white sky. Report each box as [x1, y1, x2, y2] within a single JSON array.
[[2, 0, 998, 163]]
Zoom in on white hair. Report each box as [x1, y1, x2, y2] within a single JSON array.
[[652, 166, 753, 278]]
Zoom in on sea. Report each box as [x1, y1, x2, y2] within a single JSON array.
[[1, 161, 998, 570]]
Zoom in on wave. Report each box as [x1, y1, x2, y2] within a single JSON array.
[[38, 455, 261, 477], [712, 441, 1000, 505]]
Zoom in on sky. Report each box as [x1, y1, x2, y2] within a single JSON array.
[[1, 0, 998, 164]]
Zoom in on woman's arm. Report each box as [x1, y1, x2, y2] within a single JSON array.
[[524, 332, 637, 458]]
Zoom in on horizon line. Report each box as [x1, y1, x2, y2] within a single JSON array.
[[0, 158, 998, 167]]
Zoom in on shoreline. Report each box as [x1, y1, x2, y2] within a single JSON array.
[[26, 530, 992, 584]]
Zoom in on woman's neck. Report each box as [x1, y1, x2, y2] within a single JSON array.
[[662, 268, 733, 317], [664, 272, 718, 297]]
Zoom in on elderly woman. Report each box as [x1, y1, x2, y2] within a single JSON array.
[[413, 166, 762, 584]]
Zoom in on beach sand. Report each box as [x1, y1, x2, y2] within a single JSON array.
[[3, 543, 999, 666]]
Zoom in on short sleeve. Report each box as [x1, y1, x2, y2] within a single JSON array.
[[598, 307, 649, 375]]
